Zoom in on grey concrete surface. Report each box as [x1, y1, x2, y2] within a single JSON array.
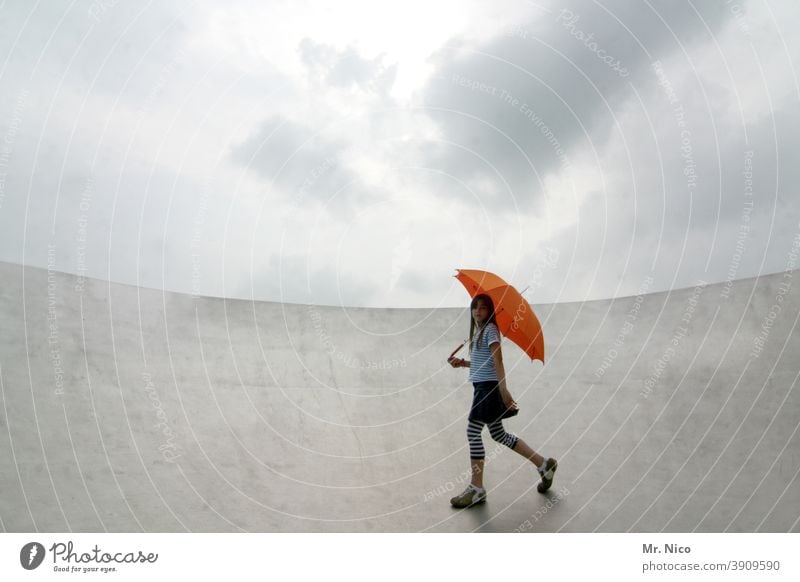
[[1, 261, 798, 532]]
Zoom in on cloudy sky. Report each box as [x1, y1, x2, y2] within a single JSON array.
[[1, 0, 798, 307]]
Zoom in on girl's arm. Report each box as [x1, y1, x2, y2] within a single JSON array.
[[491, 342, 516, 407]]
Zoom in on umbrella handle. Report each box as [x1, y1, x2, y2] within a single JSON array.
[[448, 342, 466, 360]]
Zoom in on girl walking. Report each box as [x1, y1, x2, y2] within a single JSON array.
[[447, 293, 557, 508]]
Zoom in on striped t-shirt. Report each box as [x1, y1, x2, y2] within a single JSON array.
[[468, 322, 501, 382]]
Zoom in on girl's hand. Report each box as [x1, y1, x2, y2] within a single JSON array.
[[447, 357, 461, 368], [501, 390, 517, 410]]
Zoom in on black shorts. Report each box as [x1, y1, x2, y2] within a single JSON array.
[[468, 380, 506, 423]]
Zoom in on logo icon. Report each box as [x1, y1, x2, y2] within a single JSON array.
[[20, 542, 46, 570]]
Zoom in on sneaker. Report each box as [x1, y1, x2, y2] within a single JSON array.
[[537, 458, 558, 493], [450, 485, 486, 508]]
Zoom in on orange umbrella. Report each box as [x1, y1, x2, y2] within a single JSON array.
[[452, 269, 545, 363]]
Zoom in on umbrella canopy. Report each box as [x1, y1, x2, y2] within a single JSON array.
[[454, 269, 545, 363]]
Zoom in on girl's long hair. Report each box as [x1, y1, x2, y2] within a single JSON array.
[[468, 294, 498, 354]]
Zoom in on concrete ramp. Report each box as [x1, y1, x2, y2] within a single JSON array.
[[1, 261, 798, 532]]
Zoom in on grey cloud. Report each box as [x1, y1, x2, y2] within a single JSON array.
[[231, 115, 359, 208], [413, 0, 733, 215], [534, 94, 800, 303]]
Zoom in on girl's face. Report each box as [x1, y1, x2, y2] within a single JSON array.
[[472, 300, 491, 325]]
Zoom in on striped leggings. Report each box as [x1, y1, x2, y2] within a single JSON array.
[[467, 418, 519, 460]]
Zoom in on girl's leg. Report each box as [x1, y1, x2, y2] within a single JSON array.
[[466, 419, 486, 488], [486, 420, 557, 492], [470, 458, 484, 489], [511, 438, 545, 468], [487, 420, 545, 467]]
